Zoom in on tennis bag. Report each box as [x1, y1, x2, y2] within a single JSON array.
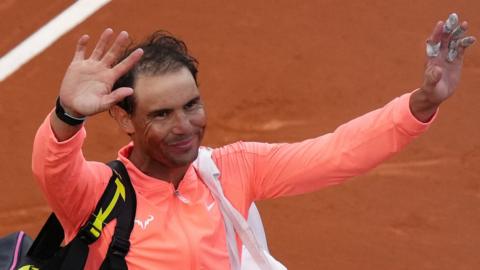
[[0, 231, 35, 270], [0, 160, 136, 270]]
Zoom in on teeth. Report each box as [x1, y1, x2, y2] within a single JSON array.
[[426, 41, 441, 57], [443, 13, 459, 33]]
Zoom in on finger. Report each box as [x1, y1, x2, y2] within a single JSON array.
[[426, 21, 443, 58], [101, 87, 134, 109], [428, 21, 444, 43], [451, 21, 468, 39], [424, 65, 442, 89], [456, 36, 476, 59], [73, 34, 90, 61], [443, 13, 459, 34], [459, 36, 476, 48], [89, 28, 114, 60], [426, 40, 441, 58], [447, 21, 468, 63], [447, 39, 459, 62], [101, 31, 131, 67], [112, 48, 144, 80], [437, 13, 459, 51]]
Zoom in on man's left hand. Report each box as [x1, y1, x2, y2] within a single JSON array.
[[411, 13, 475, 122]]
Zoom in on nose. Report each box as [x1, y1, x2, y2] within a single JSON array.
[[171, 111, 193, 135]]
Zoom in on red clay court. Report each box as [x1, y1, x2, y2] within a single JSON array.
[[1, 1, 479, 269]]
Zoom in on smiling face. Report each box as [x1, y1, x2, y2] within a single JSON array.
[[125, 67, 206, 176]]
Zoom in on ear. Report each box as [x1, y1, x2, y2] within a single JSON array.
[[110, 105, 135, 135]]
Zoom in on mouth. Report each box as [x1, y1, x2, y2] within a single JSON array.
[[168, 137, 195, 152]]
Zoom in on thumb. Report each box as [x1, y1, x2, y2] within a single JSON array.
[[101, 87, 134, 108], [423, 65, 443, 90]]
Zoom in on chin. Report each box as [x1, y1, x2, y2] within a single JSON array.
[[171, 147, 200, 167]]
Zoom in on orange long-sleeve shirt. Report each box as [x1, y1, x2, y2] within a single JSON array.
[[32, 92, 432, 269]]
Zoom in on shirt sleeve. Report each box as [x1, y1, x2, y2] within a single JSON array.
[[213, 92, 435, 203], [32, 112, 112, 241]]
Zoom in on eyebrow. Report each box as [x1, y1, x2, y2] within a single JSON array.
[[147, 108, 172, 118], [185, 96, 201, 106], [146, 96, 201, 118]]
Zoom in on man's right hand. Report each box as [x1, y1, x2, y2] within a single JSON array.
[[51, 29, 143, 141], [59, 29, 143, 118]]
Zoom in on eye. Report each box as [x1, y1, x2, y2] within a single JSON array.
[[184, 98, 202, 111], [153, 110, 170, 118]]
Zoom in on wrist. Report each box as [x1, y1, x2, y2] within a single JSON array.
[[55, 97, 86, 126], [409, 89, 439, 123]]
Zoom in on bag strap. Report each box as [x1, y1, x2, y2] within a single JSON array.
[[26, 214, 64, 263], [100, 160, 137, 270], [194, 148, 274, 270], [26, 160, 136, 270]]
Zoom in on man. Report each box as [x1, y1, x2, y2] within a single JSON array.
[[32, 14, 475, 269]]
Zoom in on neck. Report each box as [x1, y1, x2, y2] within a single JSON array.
[[128, 149, 190, 189]]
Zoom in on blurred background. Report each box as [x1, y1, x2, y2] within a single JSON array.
[[1, 1, 479, 269]]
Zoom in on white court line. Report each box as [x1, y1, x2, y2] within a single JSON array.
[[0, 0, 112, 82]]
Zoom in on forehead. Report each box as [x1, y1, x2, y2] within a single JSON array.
[[133, 68, 198, 110]]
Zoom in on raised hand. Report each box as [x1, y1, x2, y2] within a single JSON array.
[[411, 13, 475, 122], [422, 13, 475, 105], [59, 29, 143, 117]]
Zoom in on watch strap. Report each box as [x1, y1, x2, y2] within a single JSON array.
[[55, 97, 86, 126]]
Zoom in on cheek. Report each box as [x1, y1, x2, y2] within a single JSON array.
[[144, 123, 168, 145], [190, 110, 207, 128]]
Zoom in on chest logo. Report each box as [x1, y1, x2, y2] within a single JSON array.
[[206, 201, 215, 211], [135, 215, 155, 230]]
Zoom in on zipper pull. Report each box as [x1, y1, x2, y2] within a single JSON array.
[[174, 190, 190, 204]]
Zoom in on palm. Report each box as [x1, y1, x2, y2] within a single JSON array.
[[61, 60, 116, 115], [426, 52, 462, 103], [59, 29, 143, 117]]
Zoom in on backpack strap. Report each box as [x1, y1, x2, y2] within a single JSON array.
[[99, 160, 137, 270], [26, 160, 136, 270]]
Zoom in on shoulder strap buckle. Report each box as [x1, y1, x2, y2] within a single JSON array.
[[109, 235, 131, 257], [77, 220, 102, 245]]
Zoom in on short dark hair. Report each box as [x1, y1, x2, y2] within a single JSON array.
[[113, 31, 199, 114]]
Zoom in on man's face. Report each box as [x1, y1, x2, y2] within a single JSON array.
[[129, 67, 206, 169]]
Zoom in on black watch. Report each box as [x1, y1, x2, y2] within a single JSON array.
[[55, 97, 86, 126]]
